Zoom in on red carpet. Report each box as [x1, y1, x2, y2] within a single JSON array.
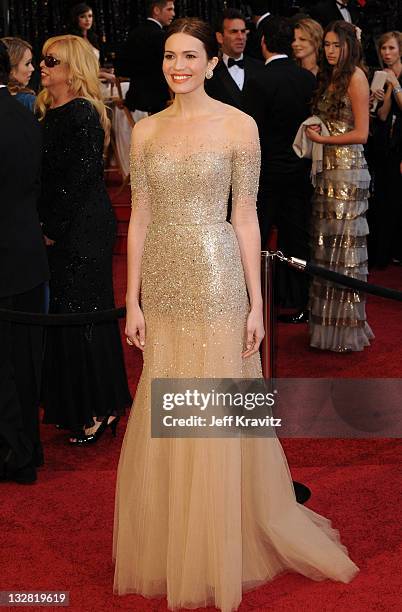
[[1, 248, 401, 610]]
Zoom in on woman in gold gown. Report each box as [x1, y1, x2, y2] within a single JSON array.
[[113, 18, 359, 612], [307, 21, 374, 352]]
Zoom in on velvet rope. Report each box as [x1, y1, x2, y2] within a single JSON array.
[[0, 257, 400, 325], [0, 306, 126, 325], [303, 263, 402, 302]]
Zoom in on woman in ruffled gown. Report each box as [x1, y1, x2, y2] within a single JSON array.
[[307, 21, 374, 352], [113, 18, 359, 612]]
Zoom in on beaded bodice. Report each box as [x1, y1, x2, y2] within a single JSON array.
[[130, 131, 260, 225]]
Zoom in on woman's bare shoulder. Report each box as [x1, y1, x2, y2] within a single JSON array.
[[217, 104, 258, 131], [131, 113, 165, 145], [351, 67, 369, 85]]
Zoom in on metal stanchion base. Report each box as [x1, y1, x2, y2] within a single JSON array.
[[261, 251, 312, 505], [293, 481, 311, 504]]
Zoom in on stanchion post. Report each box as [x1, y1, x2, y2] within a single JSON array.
[[261, 251, 276, 380]]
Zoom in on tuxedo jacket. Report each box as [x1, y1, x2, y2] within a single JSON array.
[[205, 56, 264, 111], [114, 19, 169, 113], [310, 0, 361, 26], [0, 88, 49, 297], [242, 58, 316, 183], [245, 15, 273, 62]]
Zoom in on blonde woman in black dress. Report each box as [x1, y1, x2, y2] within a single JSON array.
[[38, 35, 131, 443]]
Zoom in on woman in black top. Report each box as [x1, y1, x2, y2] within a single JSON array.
[[38, 34, 131, 443], [369, 30, 402, 267]]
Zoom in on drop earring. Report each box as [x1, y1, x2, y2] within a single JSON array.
[[205, 68, 214, 80]]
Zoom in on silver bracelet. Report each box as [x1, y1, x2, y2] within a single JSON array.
[[393, 86, 402, 96]]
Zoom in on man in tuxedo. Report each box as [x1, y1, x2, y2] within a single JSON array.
[[243, 16, 316, 317], [114, 0, 175, 113], [205, 8, 263, 111], [245, 1, 274, 61], [310, 0, 361, 26], [0, 41, 49, 484]]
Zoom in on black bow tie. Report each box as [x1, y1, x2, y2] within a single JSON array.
[[228, 58, 244, 69], [336, 1, 349, 7]]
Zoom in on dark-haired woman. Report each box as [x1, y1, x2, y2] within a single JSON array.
[[69, 3, 114, 83], [70, 3, 99, 58], [113, 17, 359, 612], [306, 21, 374, 352]]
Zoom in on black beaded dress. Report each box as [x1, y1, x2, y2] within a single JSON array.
[[40, 98, 131, 428]]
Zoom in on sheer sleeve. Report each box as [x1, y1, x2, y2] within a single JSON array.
[[231, 116, 261, 219], [129, 124, 151, 215]]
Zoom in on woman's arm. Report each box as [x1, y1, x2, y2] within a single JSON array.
[[125, 121, 152, 350], [307, 68, 370, 145], [230, 114, 264, 357], [384, 68, 402, 112], [377, 82, 393, 122]]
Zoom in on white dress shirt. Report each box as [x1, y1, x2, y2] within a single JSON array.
[[147, 17, 163, 28], [256, 12, 271, 29], [337, 1, 352, 23], [223, 53, 245, 90], [265, 54, 288, 66]]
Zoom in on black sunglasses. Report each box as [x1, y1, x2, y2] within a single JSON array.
[[42, 55, 61, 68]]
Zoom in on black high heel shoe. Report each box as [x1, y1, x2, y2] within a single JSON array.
[[69, 416, 120, 445]]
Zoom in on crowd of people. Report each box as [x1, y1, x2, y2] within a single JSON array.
[[0, 0, 400, 468], [0, 13, 132, 487], [0, 2, 401, 609]]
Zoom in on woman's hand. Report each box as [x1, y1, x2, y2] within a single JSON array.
[[372, 88, 385, 102], [384, 69, 400, 88], [44, 235, 55, 246], [99, 70, 116, 83], [125, 303, 146, 351], [306, 125, 325, 144], [242, 307, 265, 358]]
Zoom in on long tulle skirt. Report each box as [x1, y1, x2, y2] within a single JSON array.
[[113, 315, 359, 611]]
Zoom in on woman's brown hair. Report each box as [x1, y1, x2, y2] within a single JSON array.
[[293, 18, 324, 63], [313, 21, 366, 118], [376, 31, 402, 66], [166, 17, 218, 59], [1, 37, 35, 95]]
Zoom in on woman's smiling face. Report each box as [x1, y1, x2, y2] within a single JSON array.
[[163, 32, 216, 94]]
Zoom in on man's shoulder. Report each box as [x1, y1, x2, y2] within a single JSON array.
[[0, 91, 38, 127], [214, 59, 228, 74], [129, 20, 163, 38], [259, 59, 294, 80], [244, 55, 264, 71], [298, 65, 318, 86], [0, 93, 40, 153], [269, 60, 315, 81]]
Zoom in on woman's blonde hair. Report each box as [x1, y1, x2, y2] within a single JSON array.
[[376, 31, 402, 66], [293, 18, 324, 61], [1, 36, 35, 95], [36, 35, 110, 146]]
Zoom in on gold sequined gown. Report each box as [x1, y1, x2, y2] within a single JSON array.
[[113, 117, 359, 611], [309, 94, 374, 351]]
